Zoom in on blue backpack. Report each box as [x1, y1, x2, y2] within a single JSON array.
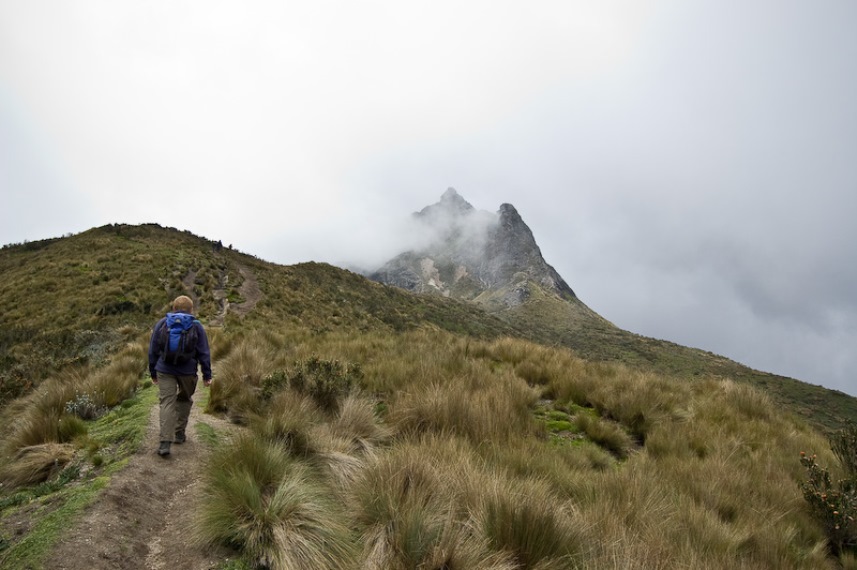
[[158, 312, 199, 365]]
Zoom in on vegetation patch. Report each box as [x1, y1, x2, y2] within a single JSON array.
[[0, 380, 155, 568]]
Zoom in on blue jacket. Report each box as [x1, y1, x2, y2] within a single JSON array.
[[148, 313, 212, 380]]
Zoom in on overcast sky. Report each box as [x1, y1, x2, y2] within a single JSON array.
[[2, 1, 855, 396]]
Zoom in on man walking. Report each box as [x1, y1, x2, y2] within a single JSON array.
[[148, 295, 213, 457]]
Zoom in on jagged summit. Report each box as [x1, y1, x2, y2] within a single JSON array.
[[370, 190, 577, 307], [414, 187, 476, 228]]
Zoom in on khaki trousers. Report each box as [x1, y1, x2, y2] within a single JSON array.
[[157, 373, 198, 442]]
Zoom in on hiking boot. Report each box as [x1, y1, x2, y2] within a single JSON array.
[[174, 430, 186, 444], [158, 441, 171, 456]]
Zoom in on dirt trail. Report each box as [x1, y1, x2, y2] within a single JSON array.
[[46, 393, 236, 570], [231, 264, 262, 317], [208, 262, 261, 327]]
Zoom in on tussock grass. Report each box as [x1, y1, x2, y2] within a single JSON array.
[[2, 224, 855, 568], [0, 442, 75, 487], [575, 413, 634, 459], [195, 329, 845, 568], [353, 436, 500, 569], [478, 476, 587, 569], [197, 433, 356, 570], [328, 392, 391, 452], [0, 341, 146, 491], [250, 391, 320, 457], [207, 340, 272, 420]]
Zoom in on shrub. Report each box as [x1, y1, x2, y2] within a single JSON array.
[[260, 369, 289, 401], [290, 357, 362, 413], [800, 424, 857, 555], [833, 422, 857, 478]]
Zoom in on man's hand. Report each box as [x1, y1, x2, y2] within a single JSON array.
[[152, 375, 158, 385], [203, 378, 212, 388]]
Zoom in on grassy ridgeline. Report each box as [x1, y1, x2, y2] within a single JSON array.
[[195, 328, 839, 570]]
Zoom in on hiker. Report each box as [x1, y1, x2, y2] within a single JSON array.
[[148, 295, 213, 457]]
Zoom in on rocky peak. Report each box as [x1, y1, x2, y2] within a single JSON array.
[[370, 190, 576, 306], [416, 187, 475, 222]]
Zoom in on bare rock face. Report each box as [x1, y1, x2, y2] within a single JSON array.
[[370, 188, 576, 307]]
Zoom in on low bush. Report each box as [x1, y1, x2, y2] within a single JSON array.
[[800, 422, 857, 555], [290, 357, 362, 413]]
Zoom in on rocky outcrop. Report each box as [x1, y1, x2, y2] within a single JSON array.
[[370, 188, 577, 308]]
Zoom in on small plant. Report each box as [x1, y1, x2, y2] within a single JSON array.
[[64, 391, 107, 420], [800, 422, 857, 555]]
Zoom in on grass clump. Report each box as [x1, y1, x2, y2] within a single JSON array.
[[0, 443, 75, 488], [576, 414, 634, 459], [196, 433, 356, 570], [479, 477, 586, 569]]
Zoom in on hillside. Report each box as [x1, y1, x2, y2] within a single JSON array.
[[0, 224, 855, 569]]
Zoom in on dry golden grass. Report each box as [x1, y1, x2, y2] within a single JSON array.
[[195, 433, 356, 570], [0, 442, 75, 487], [250, 390, 320, 457], [191, 329, 847, 568]]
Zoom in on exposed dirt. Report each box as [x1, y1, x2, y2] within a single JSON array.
[[45, 394, 237, 570]]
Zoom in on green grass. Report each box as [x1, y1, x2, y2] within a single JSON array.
[[0, 474, 112, 569]]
